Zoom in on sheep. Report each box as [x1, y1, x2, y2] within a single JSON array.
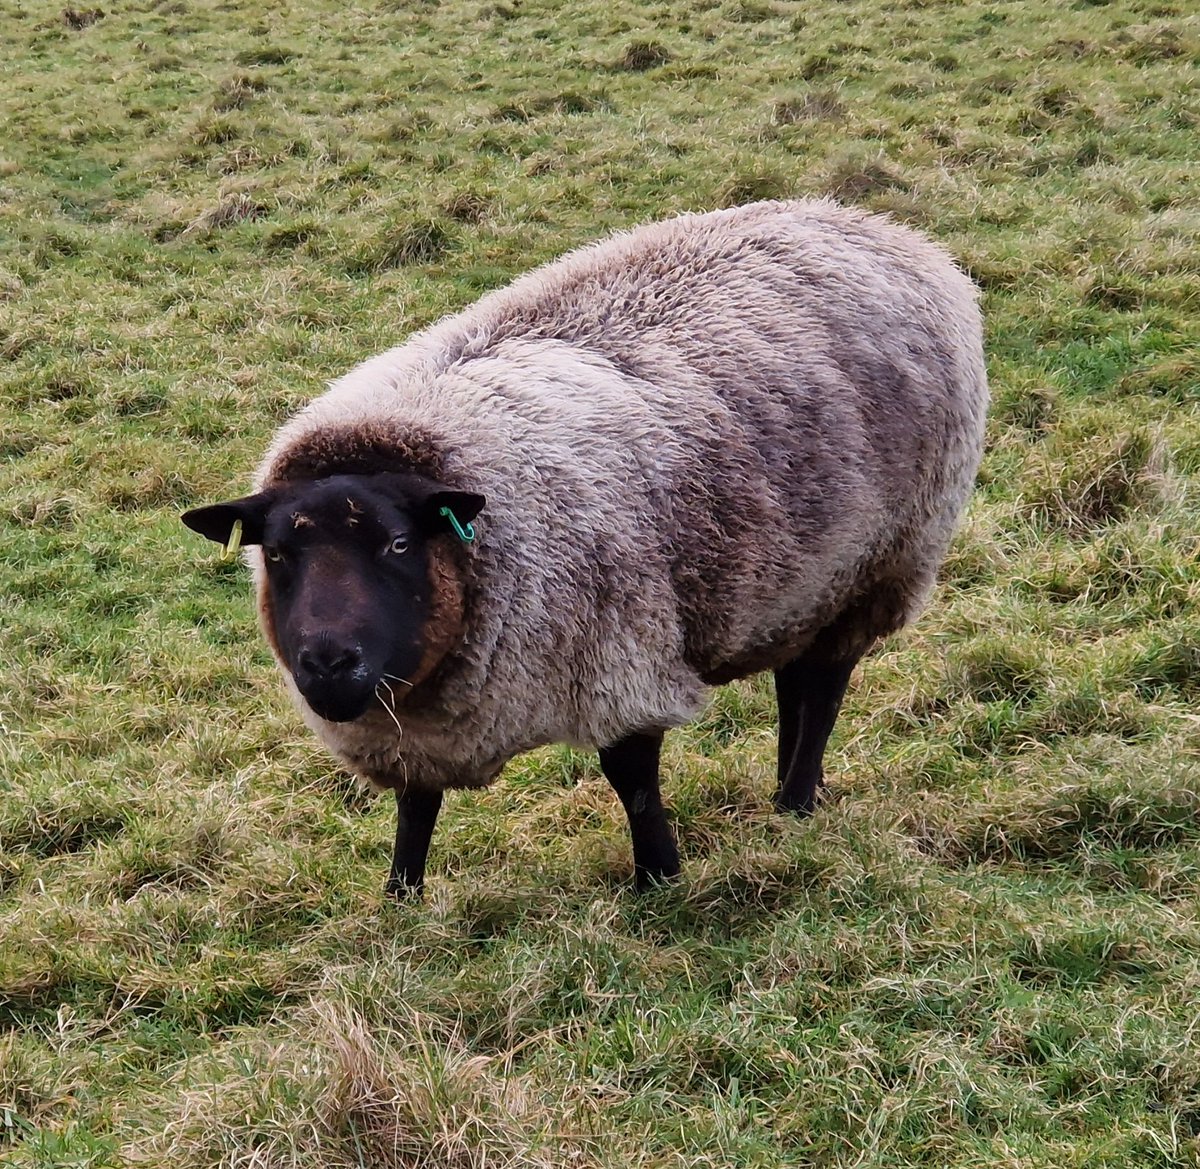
[[182, 198, 988, 896]]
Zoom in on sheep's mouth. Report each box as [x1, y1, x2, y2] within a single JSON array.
[[299, 678, 376, 724]]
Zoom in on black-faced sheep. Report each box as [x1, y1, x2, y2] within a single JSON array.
[[182, 198, 988, 895]]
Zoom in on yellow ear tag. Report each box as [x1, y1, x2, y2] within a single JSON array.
[[222, 519, 243, 561]]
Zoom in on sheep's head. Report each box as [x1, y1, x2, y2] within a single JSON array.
[[182, 473, 485, 724]]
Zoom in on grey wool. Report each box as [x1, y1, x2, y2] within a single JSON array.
[[253, 198, 988, 793]]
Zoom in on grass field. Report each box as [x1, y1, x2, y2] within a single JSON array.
[[2, 0, 1200, 1164]]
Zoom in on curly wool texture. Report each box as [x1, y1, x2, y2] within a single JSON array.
[[254, 199, 988, 792]]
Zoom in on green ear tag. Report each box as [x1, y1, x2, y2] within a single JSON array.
[[439, 506, 475, 543], [222, 519, 243, 561]]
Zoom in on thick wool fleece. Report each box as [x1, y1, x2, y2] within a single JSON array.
[[254, 199, 988, 792]]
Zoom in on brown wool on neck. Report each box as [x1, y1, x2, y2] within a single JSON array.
[[405, 542, 467, 693]]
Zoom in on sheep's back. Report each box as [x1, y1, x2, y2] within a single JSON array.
[[453, 199, 987, 678]]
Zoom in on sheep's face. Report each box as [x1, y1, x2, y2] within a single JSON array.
[[182, 473, 484, 724]]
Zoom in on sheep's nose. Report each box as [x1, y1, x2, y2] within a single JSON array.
[[297, 642, 362, 681]]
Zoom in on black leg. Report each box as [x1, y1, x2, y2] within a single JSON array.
[[598, 730, 680, 890], [773, 653, 859, 816], [385, 787, 443, 897]]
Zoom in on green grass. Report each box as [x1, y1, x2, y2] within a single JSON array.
[[2, 0, 1200, 1164]]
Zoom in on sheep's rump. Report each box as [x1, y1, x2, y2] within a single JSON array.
[[259, 199, 987, 787]]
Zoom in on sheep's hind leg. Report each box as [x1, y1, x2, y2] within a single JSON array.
[[773, 651, 860, 816], [599, 730, 680, 891], [385, 787, 443, 897]]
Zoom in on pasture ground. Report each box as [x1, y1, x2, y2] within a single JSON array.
[[2, 0, 1199, 1164]]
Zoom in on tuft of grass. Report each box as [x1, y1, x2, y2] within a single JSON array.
[[179, 192, 268, 236], [715, 170, 793, 208], [441, 190, 492, 223], [123, 1002, 593, 1167], [825, 152, 911, 203], [611, 40, 671, 72], [771, 89, 845, 125], [62, 7, 104, 30], [211, 72, 270, 113], [347, 218, 457, 274], [1022, 423, 1170, 533]]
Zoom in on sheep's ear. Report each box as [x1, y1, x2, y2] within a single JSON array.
[[181, 493, 273, 546], [421, 490, 486, 539], [369, 472, 486, 538]]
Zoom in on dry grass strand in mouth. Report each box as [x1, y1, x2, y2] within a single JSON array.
[[376, 679, 405, 736]]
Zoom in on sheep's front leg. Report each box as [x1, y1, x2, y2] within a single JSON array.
[[598, 731, 680, 891], [386, 787, 443, 897]]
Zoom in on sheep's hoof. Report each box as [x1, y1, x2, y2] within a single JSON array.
[[773, 776, 828, 817], [773, 791, 817, 817], [634, 866, 681, 894], [384, 878, 424, 900]]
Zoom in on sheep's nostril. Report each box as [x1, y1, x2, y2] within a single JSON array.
[[298, 643, 361, 680], [326, 647, 359, 675]]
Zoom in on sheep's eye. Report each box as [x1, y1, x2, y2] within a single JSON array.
[[388, 535, 409, 556], [265, 547, 283, 563]]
